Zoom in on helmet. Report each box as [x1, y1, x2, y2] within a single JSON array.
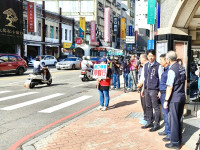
[[82, 56, 86, 60], [87, 56, 91, 60]]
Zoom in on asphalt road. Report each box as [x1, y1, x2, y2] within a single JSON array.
[[0, 67, 123, 150]]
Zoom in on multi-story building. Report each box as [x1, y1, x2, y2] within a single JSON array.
[[30, 0, 135, 56], [23, 1, 74, 58]]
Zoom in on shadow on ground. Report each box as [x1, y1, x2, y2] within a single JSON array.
[[109, 100, 138, 109]]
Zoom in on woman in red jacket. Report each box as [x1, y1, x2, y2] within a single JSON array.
[[96, 58, 112, 111]]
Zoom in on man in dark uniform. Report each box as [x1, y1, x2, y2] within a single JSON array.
[[141, 50, 163, 132], [164, 51, 186, 149], [158, 54, 171, 141]]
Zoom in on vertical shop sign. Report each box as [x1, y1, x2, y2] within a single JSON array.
[[129, 25, 133, 36], [27, 2, 36, 32], [104, 7, 110, 42], [79, 17, 85, 38], [147, 0, 155, 24], [90, 21, 96, 42], [120, 18, 125, 39], [113, 17, 118, 34]]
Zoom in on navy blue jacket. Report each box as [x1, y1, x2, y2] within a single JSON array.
[[144, 61, 160, 90], [159, 66, 169, 91], [170, 63, 186, 102]]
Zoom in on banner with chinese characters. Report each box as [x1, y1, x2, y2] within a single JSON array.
[[104, 7, 110, 42], [93, 64, 107, 79], [63, 42, 75, 49], [120, 18, 125, 39], [79, 17, 85, 38], [90, 21, 96, 42], [0, 0, 23, 44], [27, 2, 36, 32]]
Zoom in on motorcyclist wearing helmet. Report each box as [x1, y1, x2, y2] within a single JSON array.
[[33, 56, 47, 80]]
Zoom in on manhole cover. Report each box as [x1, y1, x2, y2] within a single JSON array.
[[81, 90, 88, 93], [126, 112, 144, 119]]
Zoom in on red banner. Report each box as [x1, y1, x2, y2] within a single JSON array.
[[27, 2, 36, 32]]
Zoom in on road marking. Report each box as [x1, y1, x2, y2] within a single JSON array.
[[39, 95, 92, 113], [1, 93, 64, 110], [0, 92, 38, 102], [72, 84, 84, 88], [0, 91, 11, 94]]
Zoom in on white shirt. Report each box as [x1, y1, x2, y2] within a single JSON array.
[[33, 61, 43, 69], [81, 60, 88, 70]]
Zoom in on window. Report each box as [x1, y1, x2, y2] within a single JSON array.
[[50, 26, 54, 38], [9, 55, 17, 62], [24, 20, 27, 34], [65, 29, 68, 40], [38, 22, 41, 36], [56, 27, 59, 39], [0, 55, 8, 62], [45, 25, 48, 37], [69, 30, 72, 41]]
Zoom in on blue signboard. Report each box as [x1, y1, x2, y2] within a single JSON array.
[[147, 40, 154, 50], [129, 26, 133, 36], [157, 4, 160, 28]]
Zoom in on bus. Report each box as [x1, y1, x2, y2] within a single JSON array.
[[90, 47, 123, 57]]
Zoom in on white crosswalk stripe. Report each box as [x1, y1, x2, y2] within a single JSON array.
[[0, 91, 11, 94], [39, 95, 92, 113], [1, 93, 64, 110], [0, 92, 38, 102]]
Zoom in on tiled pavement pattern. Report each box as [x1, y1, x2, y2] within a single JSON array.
[[31, 92, 197, 150]]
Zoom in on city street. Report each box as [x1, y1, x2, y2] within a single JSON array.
[[0, 67, 123, 150]]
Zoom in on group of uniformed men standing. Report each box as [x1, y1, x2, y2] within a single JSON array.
[[137, 50, 186, 149]]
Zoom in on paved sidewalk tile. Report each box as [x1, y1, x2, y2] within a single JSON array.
[[34, 92, 193, 150]]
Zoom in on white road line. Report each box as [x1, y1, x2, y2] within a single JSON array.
[[0, 92, 38, 102], [1, 93, 64, 110], [39, 95, 92, 113], [72, 84, 84, 88], [0, 91, 11, 94]]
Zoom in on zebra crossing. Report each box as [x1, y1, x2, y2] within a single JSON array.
[[0, 90, 93, 113]]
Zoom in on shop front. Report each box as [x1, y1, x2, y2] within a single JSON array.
[[62, 42, 75, 57]]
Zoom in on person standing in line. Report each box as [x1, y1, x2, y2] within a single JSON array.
[[158, 54, 171, 141], [122, 57, 131, 91], [112, 57, 121, 90], [130, 54, 138, 92], [163, 51, 186, 149], [137, 54, 148, 125], [96, 58, 112, 111], [141, 50, 163, 132]]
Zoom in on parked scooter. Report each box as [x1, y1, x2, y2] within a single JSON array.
[[24, 68, 52, 88], [79, 69, 94, 82]]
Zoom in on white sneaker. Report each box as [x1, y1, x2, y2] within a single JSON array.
[[101, 106, 107, 111], [96, 106, 103, 110]]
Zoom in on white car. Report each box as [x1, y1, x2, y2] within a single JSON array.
[[28, 55, 57, 66], [56, 57, 81, 70]]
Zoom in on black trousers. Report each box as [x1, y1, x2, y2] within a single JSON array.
[[168, 100, 185, 144], [140, 87, 147, 121], [145, 89, 160, 126]]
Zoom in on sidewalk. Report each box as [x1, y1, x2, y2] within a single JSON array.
[[23, 91, 199, 150]]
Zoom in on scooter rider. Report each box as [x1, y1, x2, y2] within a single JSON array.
[[33, 56, 47, 80]]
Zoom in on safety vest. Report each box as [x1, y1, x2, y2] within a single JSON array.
[[100, 79, 111, 86]]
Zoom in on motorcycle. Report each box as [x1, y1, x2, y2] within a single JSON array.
[[24, 68, 52, 89], [79, 69, 94, 82]]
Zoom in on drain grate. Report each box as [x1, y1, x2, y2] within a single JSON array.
[[126, 112, 144, 119]]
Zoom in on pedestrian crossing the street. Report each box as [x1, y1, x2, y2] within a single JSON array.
[[0, 90, 93, 113]]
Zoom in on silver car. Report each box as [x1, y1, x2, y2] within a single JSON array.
[[56, 57, 81, 70]]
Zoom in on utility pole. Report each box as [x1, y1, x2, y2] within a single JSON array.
[[20, 0, 24, 58], [59, 7, 62, 57], [42, 1, 46, 55]]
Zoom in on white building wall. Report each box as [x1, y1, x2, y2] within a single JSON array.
[[62, 24, 73, 43], [135, 0, 150, 31]]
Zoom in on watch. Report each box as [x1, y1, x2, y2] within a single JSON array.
[[164, 99, 168, 102]]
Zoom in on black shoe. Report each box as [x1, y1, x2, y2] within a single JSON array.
[[158, 131, 167, 136], [141, 123, 153, 129], [163, 136, 170, 142], [165, 143, 180, 149], [149, 125, 160, 132]]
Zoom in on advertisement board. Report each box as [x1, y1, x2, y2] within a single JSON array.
[[113, 17, 118, 34], [63, 43, 75, 49], [79, 17, 85, 38], [147, 0, 155, 24], [120, 18, 125, 39], [104, 7, 111, 42], [27, 2, 36, 32], [129, 25, 133, 36], [90, 21, 96, 42], [147, 40, 154, 50], [126, 36, 135, 44], [0, 0, 23, 44]]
